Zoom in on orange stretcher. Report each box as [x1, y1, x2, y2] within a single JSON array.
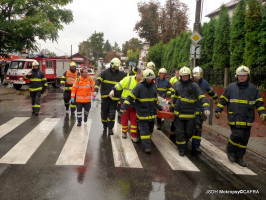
[[157, 111, 174, 119]]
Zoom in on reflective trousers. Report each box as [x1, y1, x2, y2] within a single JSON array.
[[76, 102, 91, 122], [192, 114, 203, 149], [227, 126, 251, 158], [101, 98, 117, 129], [139, 120, 155, 149], [64, 90, 76, 112], [30, 91, 41, 114], [121, 107, 137, 138], [174, 117, 195, 150]]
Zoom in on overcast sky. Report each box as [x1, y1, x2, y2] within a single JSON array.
[[37, 0, 227, 56]]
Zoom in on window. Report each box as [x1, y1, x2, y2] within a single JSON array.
[[46, 61, 53, 68], [10, 61, 25, 69], [27, 62, 32, 69]]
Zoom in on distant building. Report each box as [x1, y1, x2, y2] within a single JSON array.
[[206, 0, 240, 19], [139, 42, 150, 68]]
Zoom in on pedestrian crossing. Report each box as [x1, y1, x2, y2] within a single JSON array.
[[0, 117, 257, 175]]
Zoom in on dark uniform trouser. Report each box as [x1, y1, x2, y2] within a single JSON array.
[[64, 90, 76, 112], [227, 126, 251, 158], [139, 120, 155, 149], [101, 98, 117, 129], [76, 102, 91, 122], [30, 91, 41, 113], [192, 114, 203, 149], [174, 117, 195, 150]]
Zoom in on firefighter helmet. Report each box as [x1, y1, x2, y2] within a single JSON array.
[[143, 69, 155, 80], [110, 57, 121, 68], [158, 68, 167, 75], [236, 65, 250, 76], [69, 61, 77, 67], [32, 61, 39, 66], [192, 66, 203, 78], [179, 66, 191, 76], [146, 62, 155, 70]]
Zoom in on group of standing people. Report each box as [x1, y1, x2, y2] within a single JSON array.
[[25, 57, 265, 167]]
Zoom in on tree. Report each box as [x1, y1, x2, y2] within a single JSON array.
[[103, 40, 112, 53], [258, 4, 266, 71], [134, 1, 161, 46], [0, 0, 73, 53], [79, 40, 90, 56], [89, 31, 105, 59], [104, 51, 120, 63], [244, 0, 262, 70], [122, 38, 142, 55], [229, 0, 246, 71], [126, 49, 139, 66], [112, 42, 121, 52], [212, 5, 230, 70], [160, 0, 188, 43], [147, 41, 164, 69]]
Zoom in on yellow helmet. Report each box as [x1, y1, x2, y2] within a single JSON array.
[[236, 65, 250, 76], [69, 61, 77, 67], [146, 62, 155, 70], [179, 66, 191, 76], [32, 61, 39, 66], [110, 57, 121, 68], [192, 66, 203, 78], [143, 69, 155, 80], [158, 68, 167, 75]]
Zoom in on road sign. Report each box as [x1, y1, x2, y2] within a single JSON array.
[[190, 44, 201, 59], [190, 32, 202, 44]]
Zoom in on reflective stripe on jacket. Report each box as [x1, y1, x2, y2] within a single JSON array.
[[155, 77, 172, 96], [71, 76, 95, 103], [61, 69, 79, 90], [24, 70, 47, 92], [215, 82, 266, 127], [170, 76, 178, 86]]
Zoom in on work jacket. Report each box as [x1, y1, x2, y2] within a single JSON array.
[[195, 78, 218, 113], [71, 76, 95, 103], [95, 68, 126, 101], [113, 75, 139, 107], [122, 81, 158, 121], [61, 69, 79, 91], [155, 77, 172, 97], [170, 76, 179, 86], [215, 81, 266, 128], [171, 79, 209, 119], [25, 69, 47, 92]]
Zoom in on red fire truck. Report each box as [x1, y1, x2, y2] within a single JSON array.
[[6, 57, 71, 90]]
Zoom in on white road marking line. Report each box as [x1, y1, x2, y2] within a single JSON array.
[[152, 130, 200, 171], [0, 117, 30, 139], [201, 138, 257, 175], [0, 118, 60, 164], [56, 119, 92, 166], [111, 120, 142, 168]]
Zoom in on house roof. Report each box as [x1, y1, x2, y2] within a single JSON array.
[[205, 0, 239, 18]]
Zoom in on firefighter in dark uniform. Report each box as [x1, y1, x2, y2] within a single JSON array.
[[94, 57, 126, 135], [127, 64, 139, 76], [61, 61, 79, 115], [192, 66, 218, 154], [24, 60, 48, 116], [215, 66, 266, 167], [171, 66, 210, 157], [120, 69, 158, 153], [155, 67, 172, 130]]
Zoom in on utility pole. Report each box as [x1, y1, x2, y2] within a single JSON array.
[[191, 0, 202, 68]]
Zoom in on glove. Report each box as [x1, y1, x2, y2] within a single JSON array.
[[204, 110, 210, 117], [214, 98, 219, 104], [92, 97, 95, 102], [119, 109, 126, 116], [71, 98, 75, 104], [215, 112, 220, 119], [109, 90, 114, 98], [260, 114, 266, 121]]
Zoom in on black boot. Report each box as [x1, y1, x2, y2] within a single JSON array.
[[84, 115, 88, 122], [179, 149, 185, 157], [144, 148, 151, 154], [192, 147, 201, 155], [77, 121, 81, 126], [236, 157, 246, 167], [103, 127, 107, 134], [108, 128, 113, 135], [227, 152, 236, 162]]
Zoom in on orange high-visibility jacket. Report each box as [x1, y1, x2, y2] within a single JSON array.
[[71, 76, 95, 103]]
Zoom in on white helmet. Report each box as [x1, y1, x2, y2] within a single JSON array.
[[32, 61, 39, 66], [192, 66, 203, 78], [236, 65, 250, 76], [179, 66, 191, 76], [143, 69, 155, 80], [146, 62, 155, 71], [110, 57, 121, 68], [158, 68, 167, 76]]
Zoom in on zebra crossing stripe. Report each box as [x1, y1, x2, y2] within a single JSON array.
[[111, 120, 142, 168], [0, 118, 60, 164], [200, 138, 257, 175], [0, 117, 30, 139], [56, 119, 92, 166], [152, 130, 200, 172]]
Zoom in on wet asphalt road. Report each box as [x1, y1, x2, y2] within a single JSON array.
[[0, 86, 265, 200]]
